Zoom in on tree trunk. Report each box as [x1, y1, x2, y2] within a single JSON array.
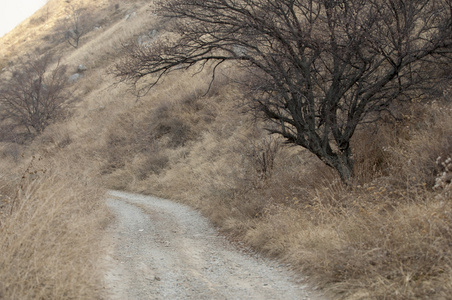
[[329, 152, 354, 185]]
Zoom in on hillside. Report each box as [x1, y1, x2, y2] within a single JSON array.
[[1, 0, 452, 299]]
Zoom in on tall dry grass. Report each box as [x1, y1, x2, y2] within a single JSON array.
[[225, 101, 452, 299], [0, 5, 159, 297], [0, 152, 108, 299]]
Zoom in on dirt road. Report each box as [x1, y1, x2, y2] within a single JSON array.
[[103, 191, 325, 300]]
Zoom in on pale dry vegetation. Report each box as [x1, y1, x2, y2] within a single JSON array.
[[0, 151, 108, 299], [0, 1, 148, 299], [1, 0, 452, 299], [100, 63, 452, 299]]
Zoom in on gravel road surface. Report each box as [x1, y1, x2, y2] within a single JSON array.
[[103, 190, 325, 300]]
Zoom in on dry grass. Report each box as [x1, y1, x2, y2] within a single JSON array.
[[0, 154, 108, 299], [247, 195, 452, 299], [0, 1, 174, 299], [221, 102, 452, 299], [1, 0, 451, 298]]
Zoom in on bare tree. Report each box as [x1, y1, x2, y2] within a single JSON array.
[[0, 53, 71, 135], [114, 0, 452, 183], [64, 4, 91, 48]]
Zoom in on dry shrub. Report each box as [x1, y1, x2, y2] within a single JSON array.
[[390, 102, 452, 189], [239, 132, 282, 181], [0, 142, 24, 164], [351, 123, 396, 183], [0, 156, 107, 299], [34, 124, 73, 154], [132, 152, 169, 179], [103, 167, 135, 190]]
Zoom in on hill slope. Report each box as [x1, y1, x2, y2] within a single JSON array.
[[1, 0, 452, 299]]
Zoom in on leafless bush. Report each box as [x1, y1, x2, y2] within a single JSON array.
[[28, 15, 46, 26], [245, 136, 281, 179], [55, 4, 93, 48], [0, 53, 73, 136], [134, 152, 169, 179]]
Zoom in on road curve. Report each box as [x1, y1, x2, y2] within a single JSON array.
[[102, 190, 325, 300]]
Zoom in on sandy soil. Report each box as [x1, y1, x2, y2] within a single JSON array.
[[102, 190, 326, 300]]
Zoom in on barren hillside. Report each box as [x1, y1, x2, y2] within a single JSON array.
[[1, 0, 451, 299]]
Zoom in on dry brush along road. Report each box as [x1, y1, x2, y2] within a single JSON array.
[[102, 190, 326, 300]]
